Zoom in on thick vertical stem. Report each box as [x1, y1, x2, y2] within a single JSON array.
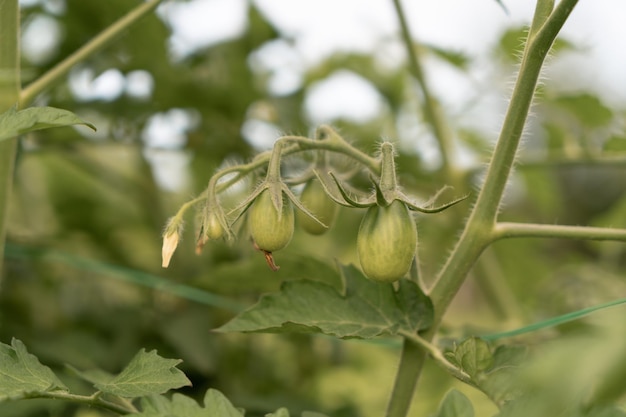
[[429, 0, 579, 322], [0, 0, 20, 283], [385, 338, 426, 417], [383, 1, 580, 416]]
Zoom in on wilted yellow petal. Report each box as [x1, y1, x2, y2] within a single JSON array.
[[161, 231, 179, 268]]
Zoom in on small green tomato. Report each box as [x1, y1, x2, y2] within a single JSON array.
[[205, 212, 224, 240], [296, 178, 338, 235], [357, 200, 417, 282], [249, 189, 294, 252]]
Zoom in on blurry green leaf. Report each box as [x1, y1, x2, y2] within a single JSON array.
[[424, 44, 471, 70], [496, 27, 527, 62], [603, 135, 626, 153], [497, 26, 575, 63], [489, 345, 526, 371], [302, 412, 330, 417], [0, 106, 96, 141], [131, 389, 243, 417], [217, 263, 433, 339], [552, 93, 613, 128], [543, 122, 567, 153], [481, 345, 526, 406], [94, 349, 190, 398], [434, 389, 474, 417], [0, 339, 68, 401], [581, 406, 626, 417], [266, 408, 290, 417], [445, 337, 492, 378], [458, 129, 489, 155]]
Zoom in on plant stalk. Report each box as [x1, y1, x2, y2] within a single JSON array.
[[384, 1, 580, 415], [0, 0, 20, 283], [493, 222, 626, 242], [429, 0, 579, 323], [385, 338, 426, 417]]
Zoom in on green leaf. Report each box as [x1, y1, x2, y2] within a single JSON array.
[[302, 412, 330, 417], [434, 389, 474, 417], [266, 408, 290, 417], [424, 44, 471, 70], [130, 389, 243, 417], [0, 106, 96, 142], [552, 93, 613, 128], [217, 263, 433, 339], [445, 337, 492, 378], [94, 349, 191, 398], [603, 135, 626, 153], [496, 26, 575, 63], [480, 345, 526, 406], [0, 339, 68, 401]]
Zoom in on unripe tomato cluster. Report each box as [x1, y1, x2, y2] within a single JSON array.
[[247, 181, 417, 283], [164, 129, 463, 281]]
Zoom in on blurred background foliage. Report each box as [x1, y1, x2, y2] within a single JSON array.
[[2, 1, 626, 416]]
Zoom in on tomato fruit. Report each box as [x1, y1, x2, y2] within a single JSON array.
[[357, 200, 417, 282], [296, 178, 338, 235], [205, 211, 224, 240], [249, 189, 294, 252]]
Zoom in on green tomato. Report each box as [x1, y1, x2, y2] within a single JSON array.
[[249, 189, 294, 252], [357, 200, 417, 282], [296, 178, 338, 235], [205, 212, 224, 240]]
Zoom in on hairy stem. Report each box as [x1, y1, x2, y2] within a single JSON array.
[[429, 0, 579, 323], [383, 1, 580, 415], [0, 0, 20, 283], [19, 0, 163, 106]]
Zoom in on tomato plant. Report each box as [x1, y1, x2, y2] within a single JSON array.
[[3, 0, 626, 417]]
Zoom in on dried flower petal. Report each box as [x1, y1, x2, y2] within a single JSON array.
[[161, 231, 179, 268]]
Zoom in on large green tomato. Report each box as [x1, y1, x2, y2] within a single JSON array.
[[296, 178, 338, 235], [249, 189, 294, 252], [357, 200, 417, 282]]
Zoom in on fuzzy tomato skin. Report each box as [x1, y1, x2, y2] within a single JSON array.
[[357, 200, 417, 282], [249, 189, 294, 252], [296, 178, 338, 235]]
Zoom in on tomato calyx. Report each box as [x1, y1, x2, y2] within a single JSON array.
[[326, 141, 468, 212], [229, 138, 330, 270], [321, 141, 467, 282]]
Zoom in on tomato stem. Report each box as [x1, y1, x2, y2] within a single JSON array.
[[379, 142, 398, 195]]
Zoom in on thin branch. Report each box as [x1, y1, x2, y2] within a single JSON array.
[[19, 0, 163, 106], [400, 331, 472, 385], [0, 0, 20, 282], [27, 391, 135, 415], [391, 0, 457, 183], [493, 222, 626, 242]]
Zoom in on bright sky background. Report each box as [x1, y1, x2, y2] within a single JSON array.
[[19, 0, 626, 189]]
